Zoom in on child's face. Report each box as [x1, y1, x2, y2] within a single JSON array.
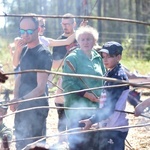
[[78, 33, 95, 53], [101, 52, 121, 70]]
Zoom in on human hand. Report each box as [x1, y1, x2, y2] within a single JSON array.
[[14, 37, 26, 53], [84, 92, 99, 102], [80, 19, 88, 27], [79, 119, 92, 130], [10, 98, 19, 112], [0, 71, 8, 83]]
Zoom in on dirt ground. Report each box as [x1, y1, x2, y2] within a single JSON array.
[[3, 94, 150, 150]]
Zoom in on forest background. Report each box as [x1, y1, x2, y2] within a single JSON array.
[[0, 0, 149, 85], [0, 1, 150, 149]]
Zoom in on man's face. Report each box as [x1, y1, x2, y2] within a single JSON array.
[[19, 18, 38, 44], [61, 18, 75, 35]]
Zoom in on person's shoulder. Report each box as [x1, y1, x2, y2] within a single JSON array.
[[37, 44, 52, 57], [65, 48, 80, 60], [39, 36, 49, 42], [92, 49, 101, 57], [38, 44, 50, 52], [117, 64, 128, 80]]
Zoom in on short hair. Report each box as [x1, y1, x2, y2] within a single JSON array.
[[62, 13, 76, 23], [20, 13, 39, 28], [76, 25, 99, 43]]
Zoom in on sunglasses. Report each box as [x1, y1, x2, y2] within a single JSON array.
[[40, 25, 46, 28], [19, 28, 37, 35]]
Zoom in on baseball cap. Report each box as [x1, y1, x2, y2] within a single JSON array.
[[99, 41, 123, 56]]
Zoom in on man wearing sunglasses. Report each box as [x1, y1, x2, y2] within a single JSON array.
[[12, 16, 75, 73], [10, 15, 52, 150]]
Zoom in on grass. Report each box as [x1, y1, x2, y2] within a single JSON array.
[[121, 52, 150, 75]]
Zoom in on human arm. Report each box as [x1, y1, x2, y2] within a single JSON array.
[[20, 72, 48, 100], [80, 19, 88, 27], [47, 33, 75, 47], [134, 98, 150, 116], [13, 37, 26, 67], [79, 118, 93, 130], [10, 72, 49, 112], [10, 74, 21, 112]]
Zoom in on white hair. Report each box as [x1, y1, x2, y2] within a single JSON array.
[[75, 25, 99, 43]]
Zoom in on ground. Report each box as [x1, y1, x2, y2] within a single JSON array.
[[2, 92, 150, 150]]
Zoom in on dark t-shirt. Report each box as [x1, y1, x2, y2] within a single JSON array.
[[52, 35, 78, 60], [19, 44, 52, 104]]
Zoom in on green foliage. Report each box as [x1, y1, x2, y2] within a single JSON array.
[[143, 27, 150, 61], [0, 38, 12, 70], [121, 37, 150, 75], [0, 38, 15, 90], [144, 45, 150, 61], [121, 44, 150, 75]]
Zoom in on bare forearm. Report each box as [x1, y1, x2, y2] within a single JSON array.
[[14, 74, 21, 98], [22, 86, 46, 100], [13, 50, 22, 67], [48, 33, 75, 47], [22, 73, 48, 99]]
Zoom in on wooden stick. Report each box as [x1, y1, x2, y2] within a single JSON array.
[[115, 109, 150, 119], [7, 122, 150, 145], [3, 69, 150, 88], [0, 14, 149, 26], [66, 60, 98, 98]]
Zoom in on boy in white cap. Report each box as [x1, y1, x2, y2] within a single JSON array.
[[80, 41, 129, 150]]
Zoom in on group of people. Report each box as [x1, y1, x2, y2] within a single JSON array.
[[0, 13, 149, 150]]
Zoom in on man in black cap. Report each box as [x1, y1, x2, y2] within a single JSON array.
[[80, 41, 129, 150]]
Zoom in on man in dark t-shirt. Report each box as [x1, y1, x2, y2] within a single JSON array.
[[10, 15, 52, 150], [52, 13, 78, 143]]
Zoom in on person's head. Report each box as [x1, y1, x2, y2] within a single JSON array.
[[38, 17, 46, 36], [19, 14, 39, 45], [99, 41, 123, 70], [75, 26, 99, 54], [61, 13, 76, 36]]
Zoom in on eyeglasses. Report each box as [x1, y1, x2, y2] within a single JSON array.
[[40, 24, 46, 28], [61, 23, 73, 26], [19, 28, 37, 35]]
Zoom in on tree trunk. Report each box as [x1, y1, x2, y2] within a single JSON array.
[[97, 0, 102, 43]]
